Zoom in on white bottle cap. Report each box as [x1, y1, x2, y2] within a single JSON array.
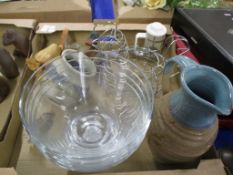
[[146, 22, 167, 37]]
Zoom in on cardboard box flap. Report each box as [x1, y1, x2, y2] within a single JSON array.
[[36, 23, 172, 34], [0, 19, 36, 166], [0, 168, 17, 175], [0, 0, 90, 13], [0, 20, 35, 137], [92, 160, 226, 175], [0, 59, 25, 139], [0, 0, 92, 23], [0, 19, 37, 29]]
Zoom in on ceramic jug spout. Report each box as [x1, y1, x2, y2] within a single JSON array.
[[187, 66, 233, 115], [170, 65, 233, 129]]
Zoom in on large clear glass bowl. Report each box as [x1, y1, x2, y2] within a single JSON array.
[[19, 50, 154, 172]]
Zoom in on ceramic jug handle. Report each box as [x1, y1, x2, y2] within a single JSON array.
[[231, 88, 233, 109], [162, 55, 197, 94]]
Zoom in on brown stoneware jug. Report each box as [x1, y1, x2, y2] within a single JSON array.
[[148, 55, 233, 163]]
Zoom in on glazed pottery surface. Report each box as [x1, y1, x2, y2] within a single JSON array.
[[149, 55, 233, 163]]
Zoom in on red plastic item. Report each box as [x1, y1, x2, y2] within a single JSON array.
[[173, 32, 200, 63]]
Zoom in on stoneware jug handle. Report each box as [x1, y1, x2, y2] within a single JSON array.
[[231, 88, 233, 109], [162, 55, 197, 94]]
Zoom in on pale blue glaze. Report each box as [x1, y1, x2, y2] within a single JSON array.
[[164, 56, 233, 129]]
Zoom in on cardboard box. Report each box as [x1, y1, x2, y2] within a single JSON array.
[[0, 22, 224, 175], [117, 0, 174, 24], [0, 0, 91, 23], [5, 22, 219, 175], [0, 19, 37, 167]]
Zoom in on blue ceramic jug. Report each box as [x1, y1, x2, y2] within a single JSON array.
[[163, 55, 233, 128], [149, 55, 233, 163]]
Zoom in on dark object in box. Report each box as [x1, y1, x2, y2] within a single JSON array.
[[171, 8, 233, 84]]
